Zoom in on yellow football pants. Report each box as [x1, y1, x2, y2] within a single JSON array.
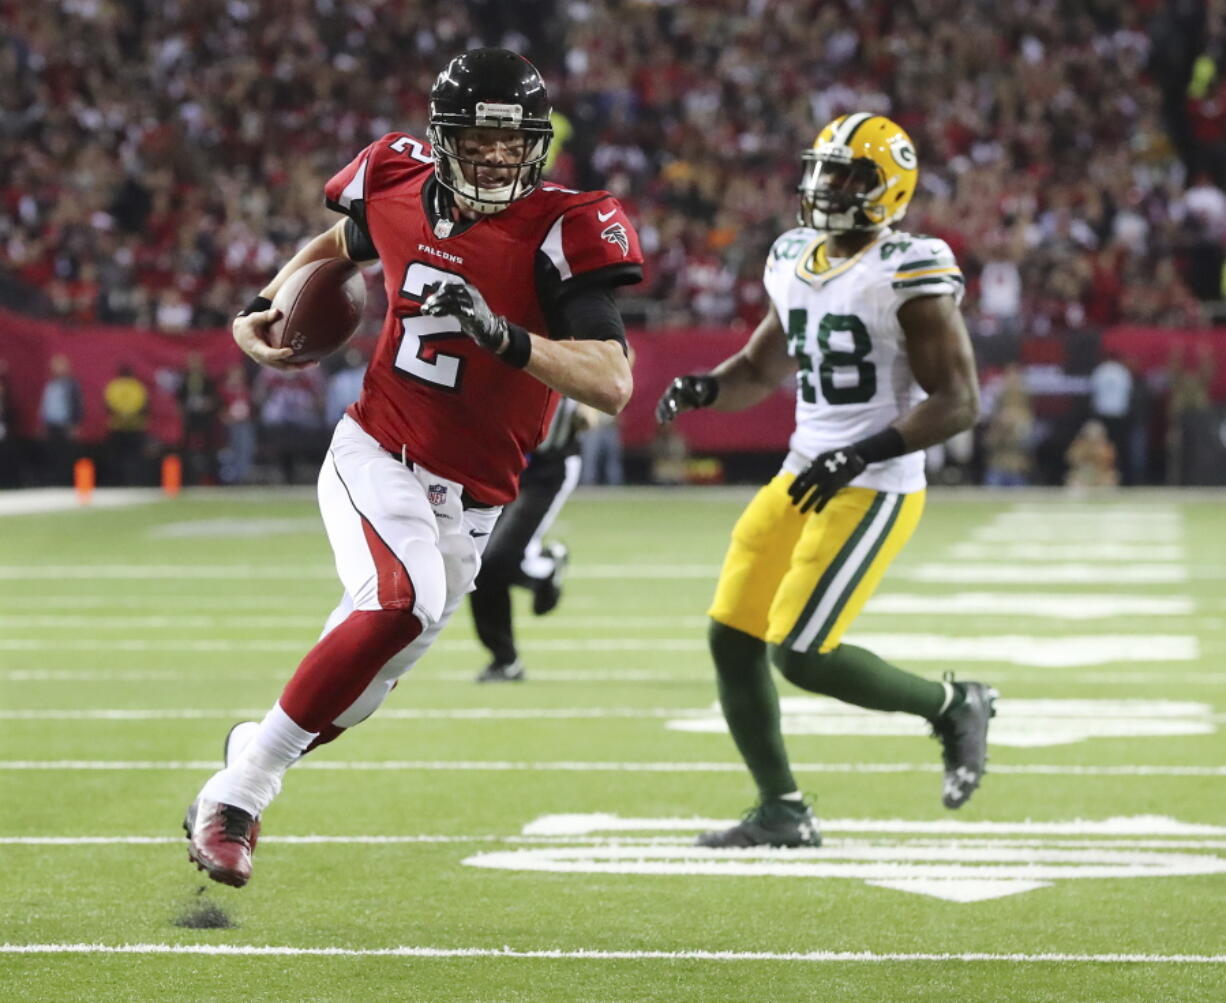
[[708, 475, 924, 652]]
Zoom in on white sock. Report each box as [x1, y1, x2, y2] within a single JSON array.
[[198, 703, 318, 818], [778, 791, 804, 802]]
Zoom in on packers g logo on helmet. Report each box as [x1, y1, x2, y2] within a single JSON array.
[[798, 113, 918, 232]]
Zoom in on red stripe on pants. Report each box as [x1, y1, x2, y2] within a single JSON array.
[[360, 516, 417, 611], [279, 609, 422, 733]]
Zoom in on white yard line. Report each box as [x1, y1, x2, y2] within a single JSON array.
[[0, 943, 1220, 964], [901, 564, 1188, 584], [0, 708, 711, 721], [0, 615, 326, 629], [0, 564, 722, 580], [0, 760, 1221, 776], [0, 596, 317, 610], [6, 834, 1226, 850], [0, 697, 1218, 723], [0, 633, 1199, 666], [0, 669, 717, 683], [991, 509, 1182, 522], [947, 543, 1184, 561], [147, 518, 320, 539], [0, 565, 337, 580], [0, 488, 163, 516], [863, 593, 1195, 619], [7, 668, 1226, 686], [525, 815, 1226, 837], [30, 591, 1207, 614], [0, 639, 708, 653], [9, 816, 1226, 844], [0, 614, 712, 630], [0, 835, 504, 845], [840, 634, 1198, 667], [0, 605, 1210, 626]]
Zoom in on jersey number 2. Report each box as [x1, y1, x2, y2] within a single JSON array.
[[787, 310, 877, 405], [396, 262, 465, 390]]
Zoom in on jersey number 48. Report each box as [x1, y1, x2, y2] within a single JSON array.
[[787, 309, 877, 406]]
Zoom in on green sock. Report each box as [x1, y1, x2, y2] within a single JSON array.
[[770, 642, 946, 719], [708, 620, 797, 800]]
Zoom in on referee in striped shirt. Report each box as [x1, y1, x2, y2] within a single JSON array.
[[468, 398, 589, 682]]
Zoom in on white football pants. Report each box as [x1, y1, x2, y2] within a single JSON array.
[[315, 415, 500, 726]]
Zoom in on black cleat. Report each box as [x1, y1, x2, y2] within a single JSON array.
[[931, 679, 998, 809], [695, 798, 822, 848], [531, 542, 569, 616], [475, 659, 526, 683]]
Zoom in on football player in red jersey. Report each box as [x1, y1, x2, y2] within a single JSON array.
[[184, 48, 643, 887]]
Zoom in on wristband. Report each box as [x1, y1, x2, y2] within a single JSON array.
[[238, 295, 272, 318], [852, 426, 907, 464], [501, 323, 532, 369]]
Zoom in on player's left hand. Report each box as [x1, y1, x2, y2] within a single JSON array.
[[421, 280, 510, 355], [787, 446, 867, 514]]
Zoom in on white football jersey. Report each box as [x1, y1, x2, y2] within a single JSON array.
[[763, 226, 964, 493]]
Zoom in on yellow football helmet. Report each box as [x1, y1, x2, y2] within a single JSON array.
[[798, 113, 918, 232]]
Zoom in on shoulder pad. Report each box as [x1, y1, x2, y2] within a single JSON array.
[[768, 227, 819, 266], [884, 234, 964, 300], [366, 133, 434, 197], [540, 193, 643, 281]]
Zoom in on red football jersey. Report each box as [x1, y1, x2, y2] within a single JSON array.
[[323, 133, 643, 504]]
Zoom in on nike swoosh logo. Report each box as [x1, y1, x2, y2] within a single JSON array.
[[596, 207, 617, 222], [470, 531, 489, 538]]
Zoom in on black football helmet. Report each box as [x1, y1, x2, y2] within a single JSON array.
[[428, 48, 553, 214]]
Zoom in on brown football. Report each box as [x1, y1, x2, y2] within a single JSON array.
[[268, 258, 366, 362]]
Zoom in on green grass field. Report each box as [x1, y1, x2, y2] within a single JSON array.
[[1, 487, 1224, 1001]]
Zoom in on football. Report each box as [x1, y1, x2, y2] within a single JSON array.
[[268, 258, 366, 362]]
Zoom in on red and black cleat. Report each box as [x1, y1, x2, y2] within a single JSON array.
[[183, 799, 261, 888]]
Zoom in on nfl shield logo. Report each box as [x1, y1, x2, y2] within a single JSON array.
[[427, 483, 448, 506]]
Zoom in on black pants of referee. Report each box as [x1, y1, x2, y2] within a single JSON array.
[[469, 451, 582, 668]]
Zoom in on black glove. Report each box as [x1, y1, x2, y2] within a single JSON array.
[[655, 374, 719, 423], [787, 446, 867, 514], [422, 280, 509, 354]]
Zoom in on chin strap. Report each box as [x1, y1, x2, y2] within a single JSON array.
[[454, 190, 513, 216]]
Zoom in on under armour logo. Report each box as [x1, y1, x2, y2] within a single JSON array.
[[824, 451, 846, 473], [601, 222, 629, 256]]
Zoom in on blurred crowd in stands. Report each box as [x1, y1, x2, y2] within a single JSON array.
[[3, 336, 1218, 489], [0, 346, 368, 489], [2, 0, 1224, 334], [2, 0, 1226, 488]]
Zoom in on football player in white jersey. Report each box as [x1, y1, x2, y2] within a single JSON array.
[[657, 113, 997, 848]]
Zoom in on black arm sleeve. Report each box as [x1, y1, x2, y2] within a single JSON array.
[[343, 216, 378, 262], [553, 283, 628, 352]]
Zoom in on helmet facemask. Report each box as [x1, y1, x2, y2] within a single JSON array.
[[429, 117, 552, 215], [797, 146, 887, 232], [427, 48, 554, 215]]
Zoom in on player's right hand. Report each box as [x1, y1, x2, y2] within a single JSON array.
[[787, 446, 867, 514], [655, 374, 719, 423], [232, 309, 313, 371]]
